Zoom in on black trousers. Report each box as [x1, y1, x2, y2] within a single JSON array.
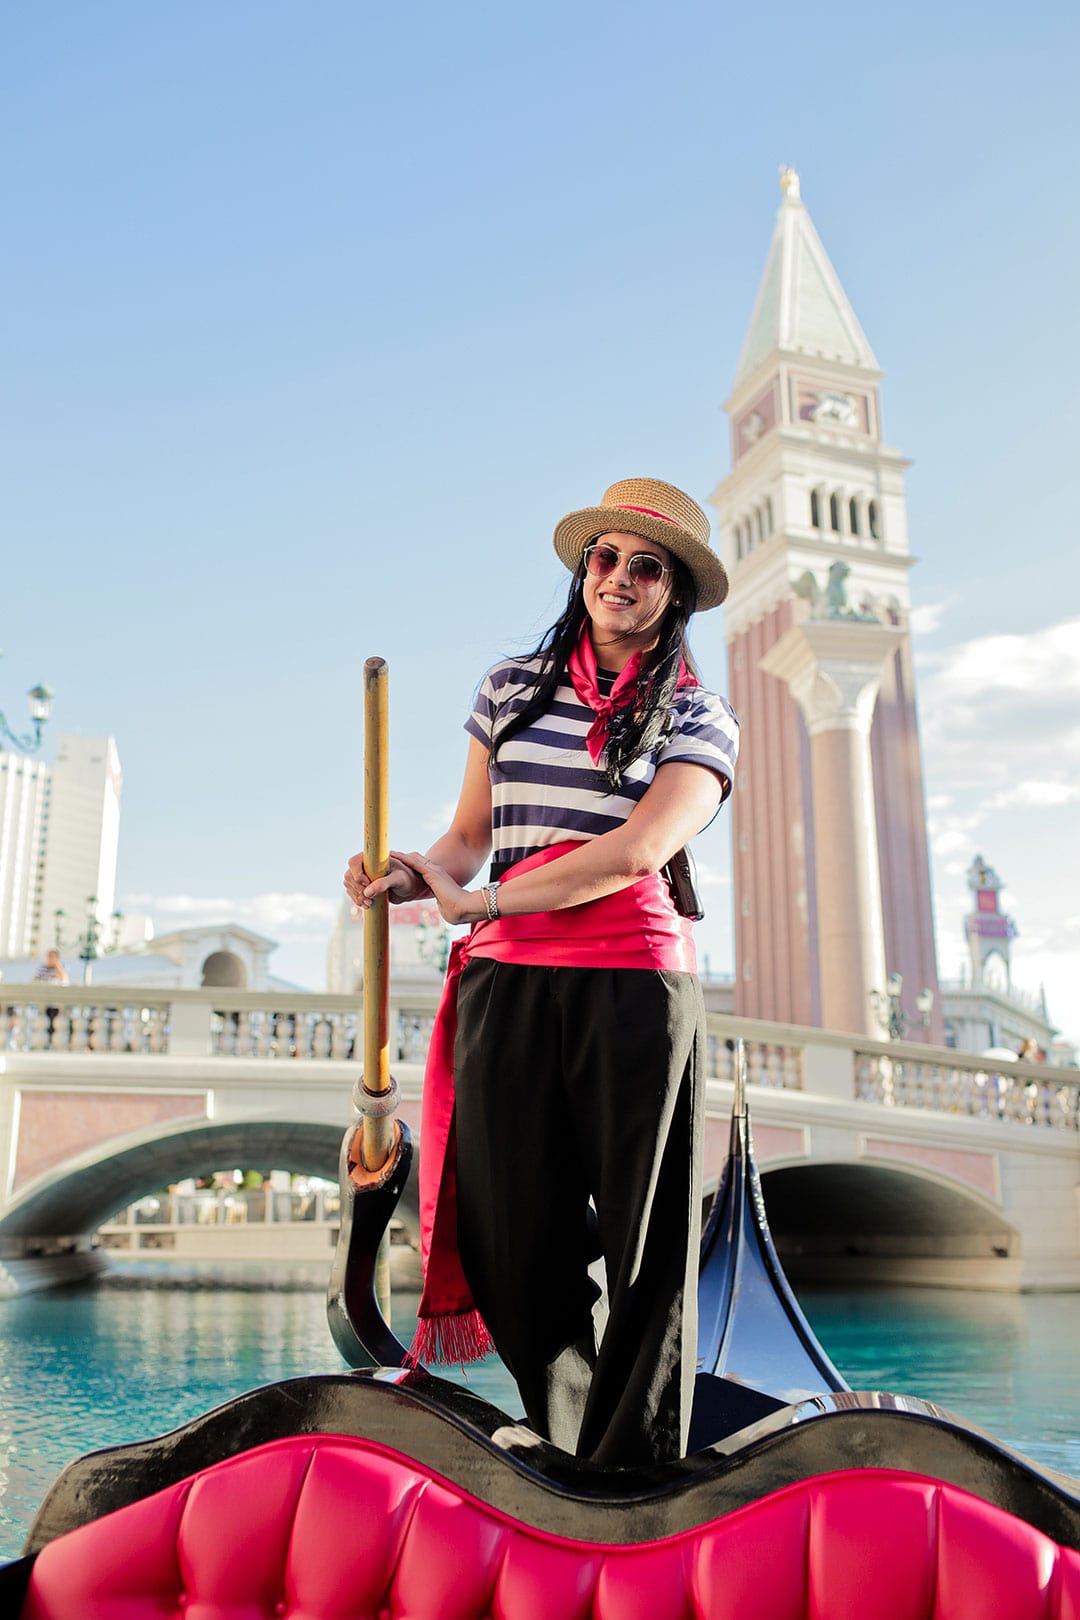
[[453, 959, 704, 1468]]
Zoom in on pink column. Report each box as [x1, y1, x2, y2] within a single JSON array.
[[760, 620, 904, 1036]]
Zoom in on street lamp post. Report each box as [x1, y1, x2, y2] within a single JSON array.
[[870, 972, 935, 1040], [53, 898, 124, 983], [80, 895, 102, 986], [0, 667, 54, 754]]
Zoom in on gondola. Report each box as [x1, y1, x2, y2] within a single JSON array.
[[4, 663, 1080, 1618], [6, 1040, 1080, 1619]]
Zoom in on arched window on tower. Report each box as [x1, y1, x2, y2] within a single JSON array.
[[765, 495, 774, 534], [868, 499, 881, 539], [754, 507, 763, 544], [829, 493, 841, 532], [810, 489, 821, 528], [735, 523, 744, 561], [849, 497, 861, 535]]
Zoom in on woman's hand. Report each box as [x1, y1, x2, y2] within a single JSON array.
[[343, 852, 432, 912], [396, 851, 486, 927]]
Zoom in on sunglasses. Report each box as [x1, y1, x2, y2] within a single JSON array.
[[582, 543, 672, 588]]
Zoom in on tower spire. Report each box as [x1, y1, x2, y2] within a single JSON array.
[[734, 168, 878, 387]]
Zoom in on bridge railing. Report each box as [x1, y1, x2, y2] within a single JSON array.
[[3, 985, 1076, 1130], [852, 1042, 1080, 1130], [0, 983, 443, 1063], [705, 1027, 805, 1090], [701, 1013, 1079, 1131], [1, 988, 173, 1055]]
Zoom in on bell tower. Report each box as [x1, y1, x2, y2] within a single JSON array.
[[963, 855, 1017, 994], [711, 169, 941, 1039]]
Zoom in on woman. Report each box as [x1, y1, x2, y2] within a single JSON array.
[[345, 476, 738, 1467]]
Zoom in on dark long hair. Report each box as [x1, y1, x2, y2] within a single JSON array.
[[490, 558, 700, 792]]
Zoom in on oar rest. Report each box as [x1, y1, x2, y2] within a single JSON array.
[[15, 1437, 1080, 1619]]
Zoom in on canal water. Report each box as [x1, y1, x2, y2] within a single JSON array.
[[2, 1262, 1080, 1560]]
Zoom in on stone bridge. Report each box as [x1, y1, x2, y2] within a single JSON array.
[[2, 983, 1078, 1295]]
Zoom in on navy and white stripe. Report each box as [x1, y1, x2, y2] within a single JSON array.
[[465, 656, 740, 875]]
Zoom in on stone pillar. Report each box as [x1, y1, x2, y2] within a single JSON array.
[[760, 620, 904, 1036]]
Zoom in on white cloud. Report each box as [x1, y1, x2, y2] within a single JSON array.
[[121, 890, 338, 942], [909, 601, 948, 635], [925, 802, 981, 857], [149, 894, 236, 915], [986, 782, 1080, 811], [919, 617, 1080, 810], [920, 616, 1080, 775]]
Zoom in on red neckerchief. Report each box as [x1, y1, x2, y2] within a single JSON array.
[[566, 621, 698, 766], [567, 622, 644, 765]]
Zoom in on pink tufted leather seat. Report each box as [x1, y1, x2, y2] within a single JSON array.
[[19, 1434, 1080, 1619]]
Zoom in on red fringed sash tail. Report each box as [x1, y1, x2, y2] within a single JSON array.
[[405, 935, 495, 1368]]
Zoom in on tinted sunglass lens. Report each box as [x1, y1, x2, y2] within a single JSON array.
[[629, 555, 665, 585], [586, 546, 620, 576]]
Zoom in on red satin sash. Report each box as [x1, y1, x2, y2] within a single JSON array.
[[469, 841, 697, 972]]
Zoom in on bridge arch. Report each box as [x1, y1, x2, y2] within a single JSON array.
[[759, 1157, 1018, 1282], [0, 1117, 413, 1255]]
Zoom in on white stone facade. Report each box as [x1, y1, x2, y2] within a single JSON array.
[[1, 736, 122, 963], [0, 752, 50, 958], [37, 736, 122, 956]]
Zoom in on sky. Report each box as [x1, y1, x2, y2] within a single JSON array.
[[1, 0, 1078, 1043]]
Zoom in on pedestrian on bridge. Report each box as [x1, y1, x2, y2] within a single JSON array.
[[346, 477, 738, 1467]]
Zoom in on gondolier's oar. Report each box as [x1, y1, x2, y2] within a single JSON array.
[[326, 656, 414, 1369], [360, 656, 393, 1174]]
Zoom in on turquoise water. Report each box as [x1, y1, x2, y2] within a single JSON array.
[[2, 1262, 1080, 1559]]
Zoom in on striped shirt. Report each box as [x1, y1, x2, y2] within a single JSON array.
[[465, 655, 740, 875]]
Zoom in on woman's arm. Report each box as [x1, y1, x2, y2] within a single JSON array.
[[402, 759, 724, 925], [344, 736, 493, 907]]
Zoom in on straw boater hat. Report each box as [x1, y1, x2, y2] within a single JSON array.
[[553, 476, 729, 611]]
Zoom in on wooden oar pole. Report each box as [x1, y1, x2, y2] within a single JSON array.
[[361, 655, 393, 1172]]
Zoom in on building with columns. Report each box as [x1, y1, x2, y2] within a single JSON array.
[[710, 169, 941, 1041]]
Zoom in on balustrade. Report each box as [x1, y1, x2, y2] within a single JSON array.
[[705, 1032, 803, 1090], [1, 995, 173, 1056], [100, 1185, 344, 1234], [1, 987, 441, 1063], [3, 986, 1077, 1134], [855, 1048, 1080, 1131]]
